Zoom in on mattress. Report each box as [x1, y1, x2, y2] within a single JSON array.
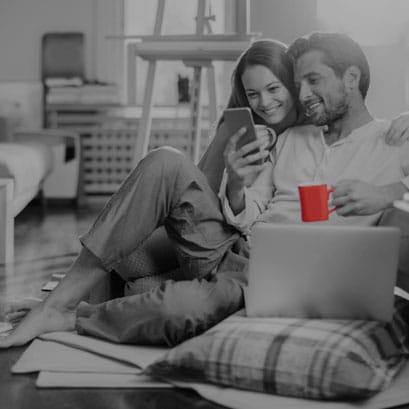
[[0, 142, 53, 215]]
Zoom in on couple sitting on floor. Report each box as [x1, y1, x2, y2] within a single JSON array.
[[2, 31, 409, 349]]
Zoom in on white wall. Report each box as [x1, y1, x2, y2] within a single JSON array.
[[250, 0, 408, 118], [0, 0, 406, 125], [0, 0, 231, 121], [317, 0, 409, 118], [364, 43, 408, 119], [0, 0, 94, 81], [250, 0, 317, 44], [0, 0, 110, 127]]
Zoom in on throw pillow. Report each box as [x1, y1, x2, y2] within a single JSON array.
[[146, 296, 409, 400]]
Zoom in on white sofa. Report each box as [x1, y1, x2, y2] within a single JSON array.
[[0, 128, 81, 264]]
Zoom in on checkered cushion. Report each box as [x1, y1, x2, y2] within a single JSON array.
[[146, 296, 409, 400]]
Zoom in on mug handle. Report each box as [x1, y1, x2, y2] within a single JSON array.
[[327, 187, 336, 214]]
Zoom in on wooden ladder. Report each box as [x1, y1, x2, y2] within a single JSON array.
[[128, 0, 256, 166]]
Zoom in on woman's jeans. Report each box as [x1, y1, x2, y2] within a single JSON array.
[[77, 147, 248, 346]]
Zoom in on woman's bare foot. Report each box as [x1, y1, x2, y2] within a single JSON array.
[[1, 297, 43, 325], [0, 248, 110, 348], [0, 303, 76, 348]]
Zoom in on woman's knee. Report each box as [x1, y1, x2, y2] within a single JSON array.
[[147, 146, 201, 174], [118, 147, 186, 191], [144, 146, 186, 169]]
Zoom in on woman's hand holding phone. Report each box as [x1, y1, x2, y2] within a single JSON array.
[[222, 107, 277, 214], [223, 126, 270, 214], [223, 107, 276, 166]]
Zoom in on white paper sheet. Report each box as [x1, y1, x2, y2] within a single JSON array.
[[37, 372, 173, 389], [12, 339, 140, 374], [39, 331, 169, 369], [12, 336, 172, 389]]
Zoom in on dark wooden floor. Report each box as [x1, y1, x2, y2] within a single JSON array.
[[0, 198, 105, 302], [0, 197, 226, 409]]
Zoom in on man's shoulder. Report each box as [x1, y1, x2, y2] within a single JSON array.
[[347, 118, 393, 150], [363, 118, 391, 135], [276, 125, 321, 154], [280, 124, 321, 142], [372, 118, 391, 127], [285, 124, 321, 136]]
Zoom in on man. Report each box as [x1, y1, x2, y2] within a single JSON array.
[[1, 32, 409, 349], [291, 33, 408, 216]]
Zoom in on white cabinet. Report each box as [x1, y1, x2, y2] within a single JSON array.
[[43, 140, 80, 200]]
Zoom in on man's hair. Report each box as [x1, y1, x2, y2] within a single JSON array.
[[287, 32, 370, 99]]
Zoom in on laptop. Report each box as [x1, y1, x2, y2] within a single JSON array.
[[245, 223, 400, 321]]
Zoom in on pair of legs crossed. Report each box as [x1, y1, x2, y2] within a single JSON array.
[[75, 147, 248, 346]]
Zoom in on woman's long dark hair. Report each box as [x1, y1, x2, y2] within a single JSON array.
[[225, 39, 298, 126]]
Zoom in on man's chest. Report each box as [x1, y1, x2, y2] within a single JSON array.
[[273, 137, 402, 189]]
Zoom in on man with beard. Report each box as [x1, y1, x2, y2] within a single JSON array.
[[290, 32, 409, 219], [221, 32, 409, 234]]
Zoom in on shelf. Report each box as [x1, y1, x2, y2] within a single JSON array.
[[108, 33, 260, 42], [127, 39, 256, 62], [46, 104, 121, 110]]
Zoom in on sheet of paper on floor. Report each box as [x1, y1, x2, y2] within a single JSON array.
[[37, 371, 173, 388], [39, 331, 169, 369], [12, 339, 141, 374], [12, 337, 172, 389]]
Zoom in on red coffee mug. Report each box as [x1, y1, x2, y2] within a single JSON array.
[[298, 183, 336, 222]]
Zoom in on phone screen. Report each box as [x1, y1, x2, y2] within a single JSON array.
[[223, 107, 262, 164]]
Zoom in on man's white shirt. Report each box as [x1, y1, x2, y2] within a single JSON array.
[[219, 120, 409, 235]]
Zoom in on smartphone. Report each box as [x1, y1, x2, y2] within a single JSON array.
[[223, 107, 263, 165]]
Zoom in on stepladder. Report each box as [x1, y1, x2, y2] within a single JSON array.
[[128, 0, 258, 166], [0, 179, 14, 264]]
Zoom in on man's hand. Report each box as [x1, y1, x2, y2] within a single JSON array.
[[385, 111, 409, 145], [0, 303, 76, 348], [332, 180, 390, 216]]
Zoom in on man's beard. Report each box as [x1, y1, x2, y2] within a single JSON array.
[[311, 101, 348, 126], [307, 88, 349, 126]]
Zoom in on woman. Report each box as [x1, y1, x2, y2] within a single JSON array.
[[1, 39, 408, 348], [199, 39, 300, 193]]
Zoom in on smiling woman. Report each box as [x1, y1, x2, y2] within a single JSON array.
[[241, 65, 295, 127]]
